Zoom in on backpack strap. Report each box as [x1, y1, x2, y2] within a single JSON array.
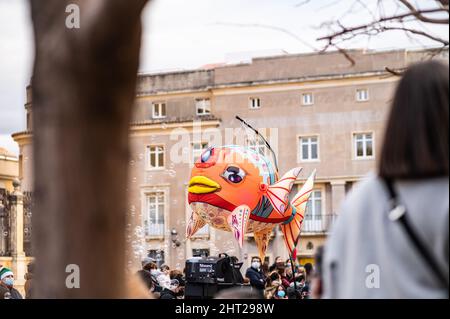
[[383, 177, 449, 290]]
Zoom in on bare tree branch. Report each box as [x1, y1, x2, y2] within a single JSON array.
[[398, 0, 449, 24], [318, 7, 449, 43]]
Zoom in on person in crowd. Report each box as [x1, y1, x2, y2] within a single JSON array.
[[273, 285, 288, 300], [156, 265, 171, 288], [0, 267, 22, 299], [24, 261, 34, 299], [264, 271, 282, 299], [169, 270, 185, 298], [300, 280, 311, 299], [245, 256, 266, 292], [311, 246, 324, 299], [141, 258, 163, 294], [322, 61, 449, 298], [286, 274, 305, 299], [160, 264, 170, 276], [268, 256, 284, 272], [298, 266, 306, 279], [285, 264, 293, 282], [141, 256, 156, 272], [277, 266, 290, 289], [304, 263, 313, 285], [160, 279, 182, 299]]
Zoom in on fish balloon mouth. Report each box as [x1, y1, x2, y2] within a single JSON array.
[[188, 176, 221, 194]]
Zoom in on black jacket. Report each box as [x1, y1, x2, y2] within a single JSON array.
[[159, 288, 177, 299], [245, 267, 265, 290], [0, 285, 23, 299]]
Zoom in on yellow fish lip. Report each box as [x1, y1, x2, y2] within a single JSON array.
[[188, 176, 221, 194]]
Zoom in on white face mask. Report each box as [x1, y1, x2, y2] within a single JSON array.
[[251, 262, 261, 269], [150, 269, 160, 276]]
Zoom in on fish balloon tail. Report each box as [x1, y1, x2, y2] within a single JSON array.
[[280, 169, 317, 256]]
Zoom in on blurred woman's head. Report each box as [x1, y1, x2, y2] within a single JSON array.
[[266, 271, 281, 286], [379, 61, 449, 180]]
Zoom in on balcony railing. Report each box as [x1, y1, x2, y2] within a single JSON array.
[[302, 214, 337, 234], [145, 223, 165, 237]]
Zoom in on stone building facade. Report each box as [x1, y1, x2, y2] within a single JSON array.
[[12, 48, 448, 270]]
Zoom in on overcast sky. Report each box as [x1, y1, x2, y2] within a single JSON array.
[[0, 0, 448, 154]]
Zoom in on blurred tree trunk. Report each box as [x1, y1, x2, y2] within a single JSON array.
[[30, 0, 148, 298]]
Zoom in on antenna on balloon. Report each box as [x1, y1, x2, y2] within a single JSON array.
[[235, 116, 279, 171]]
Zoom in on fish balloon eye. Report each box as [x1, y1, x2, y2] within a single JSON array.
[[200, 148, 214, 163], [222, 166, 246, 184]]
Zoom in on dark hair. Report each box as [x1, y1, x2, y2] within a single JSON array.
[[160, 264, 170, 271], [136, 270, 153, 290], [379, 61, 449, 179], [251, 256, 261, 262], [143, 262, 158, 271], [268, 271, 280, 282], [304, 263, 313, 275]]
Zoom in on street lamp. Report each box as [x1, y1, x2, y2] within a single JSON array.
[[171, 228, 181, 247]]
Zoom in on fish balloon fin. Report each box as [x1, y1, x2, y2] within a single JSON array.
[[280, 169, 316, 256], [265, 167, 302, 216], [186, 209, 207, 239], [227, 205, 250, 248], [254, 227, 273, 262]]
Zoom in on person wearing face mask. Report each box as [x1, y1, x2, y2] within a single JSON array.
[[0, 267, 22, 299], [245, 257, 266, 293], [160, 279, 182, 299], [274, 285, 288, 300], [141, 258, 163, 295], [264, 271, 282, 299]]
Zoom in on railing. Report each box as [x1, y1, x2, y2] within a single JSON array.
[[23, 192, 33, 256], [145, 222, 165, 237], [0, 189, 11, 256], [302, 214, 337, 233]]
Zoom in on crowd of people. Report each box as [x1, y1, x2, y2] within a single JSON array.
[[128, 254, 319, 300], [245, 256, 315, 299]]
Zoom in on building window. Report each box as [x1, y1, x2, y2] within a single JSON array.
[[299, 136, 319, 161], [152, 102, 166, 119], [249, 97, 261, 109], [302, 93, 314, 106], [356, 89, 369, 102], [247, 138, 267, 156], [192, 249, 210, 257], [354, 133, 374, 159], [147, 145, 165, 169], [196, 98, 211, 116], [145, 192, 165, 237], [192, 142, 209, 163], [148, 250, 165, 267], [304, 190, 323, 232]]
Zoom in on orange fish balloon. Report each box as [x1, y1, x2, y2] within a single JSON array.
[[187, 145, 316, 261]]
